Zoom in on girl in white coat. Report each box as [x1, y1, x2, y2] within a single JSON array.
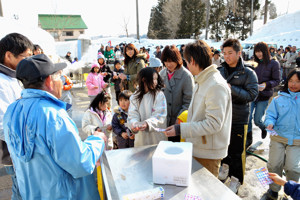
[[82, 91, 113, 150], [128, 67, 167, 147]]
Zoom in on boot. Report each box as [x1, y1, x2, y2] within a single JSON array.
[[261, 129, 267, 139]]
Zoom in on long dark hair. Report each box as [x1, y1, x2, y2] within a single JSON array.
[[135, 67, 164, 105], [89, 91, 111, 110], [124, 43, 138, 65], [254, 42, 271, 65], [281, 68, 300, 93]]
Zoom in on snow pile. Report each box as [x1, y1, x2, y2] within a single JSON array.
[[0, 17, 56, 56], [246, 10, 300, 47]]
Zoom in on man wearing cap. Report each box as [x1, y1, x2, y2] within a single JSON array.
[[0, 32, 33, 200], [212, 50, 223, 68], [3, 54, 106, 200]]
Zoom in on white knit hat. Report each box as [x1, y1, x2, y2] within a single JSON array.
[[149, 57, 162, 68]]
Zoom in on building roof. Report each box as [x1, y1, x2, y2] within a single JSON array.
[[38, 14, 88, 30]]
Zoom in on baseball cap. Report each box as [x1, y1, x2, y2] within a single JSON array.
[[16, 54, 67, 84], [149, 57, 162, 68]]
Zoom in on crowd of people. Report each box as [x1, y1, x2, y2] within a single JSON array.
[[0, 32, 299, 200]]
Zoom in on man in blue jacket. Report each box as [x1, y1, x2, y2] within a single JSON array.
[[4, 54, 106, 200]]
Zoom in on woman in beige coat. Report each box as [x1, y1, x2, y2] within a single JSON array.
[[164, 40, 232, 177]]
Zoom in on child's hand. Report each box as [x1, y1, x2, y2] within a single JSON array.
[[119, 73, 127, 80], [113, 75, 118, 79], [121, 132, 128, 139], [266, 124, 274, 130], [103, 83, 108, 88], [138, 121, 148, 131], [129, 134, 135, 140], [268, 173, 287, 186], [106, 124, 112, 131], [94, 86, 99, 89]]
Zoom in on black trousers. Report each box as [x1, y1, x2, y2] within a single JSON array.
[[222, 124, 248, 184], [115, 90, 121, 104]]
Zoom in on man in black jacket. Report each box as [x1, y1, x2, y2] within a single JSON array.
[[218, 39, 258, 193]]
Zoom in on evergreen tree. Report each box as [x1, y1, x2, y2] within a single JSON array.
[[224, 10, 238, 39], [235, 0, 260, 40], [176, 0, 206, 39], [209, 0, 226, 42], [147, 0, 170, 39]]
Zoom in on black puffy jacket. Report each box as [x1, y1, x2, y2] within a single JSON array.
[[218, 58, 258, 124]]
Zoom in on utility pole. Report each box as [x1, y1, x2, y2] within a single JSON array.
[[136, 0, 140, 42], [250, 0, 253, 36], [264, 0, 268, 24], [0, 0, 3, 17]]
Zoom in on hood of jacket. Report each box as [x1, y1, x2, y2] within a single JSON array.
[[278, 90, 300, 99], [136, 53, 147, 61], [113, 106, 127, 115], [195, 64, 219, 84], [5, 89, 68, 162]]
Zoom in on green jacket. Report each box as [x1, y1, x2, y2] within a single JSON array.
[[104, 50, 115, 59], [124, 53, 146, 92]]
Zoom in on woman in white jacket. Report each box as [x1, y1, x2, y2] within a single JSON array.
[[82, 92, 113, 150], [128, 67, 167, 147], [164, 40, 232, 177]]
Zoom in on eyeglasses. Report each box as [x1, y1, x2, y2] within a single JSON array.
[[18, 53, 32, 59]]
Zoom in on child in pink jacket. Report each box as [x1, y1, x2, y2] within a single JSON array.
[[86, 63, 107, 102]]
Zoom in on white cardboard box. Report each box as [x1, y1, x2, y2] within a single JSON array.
[[152, 141, 193, 186]]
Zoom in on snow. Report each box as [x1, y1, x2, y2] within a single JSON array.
[[0, 17, 56, 56], [246, 10, 300, 47]]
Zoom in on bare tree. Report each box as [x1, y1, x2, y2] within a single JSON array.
[[122, 16, 130, 37], [0, 0, 3, 17], [162, 0, 182, 38]]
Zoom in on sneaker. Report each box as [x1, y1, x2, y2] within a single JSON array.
[[262, 129, 267, 139], [218, 163, 229, 181], [261, 189, 278, 200], [228, 176, 241, 194]]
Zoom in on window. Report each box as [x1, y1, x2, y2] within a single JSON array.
[[50, 31, 59, 39], [80, 31, 84, 34], [63, 31, 74, 36]]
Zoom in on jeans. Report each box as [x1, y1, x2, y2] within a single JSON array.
[[248, 100, 269, 133], [5, 165, 22, 200]]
